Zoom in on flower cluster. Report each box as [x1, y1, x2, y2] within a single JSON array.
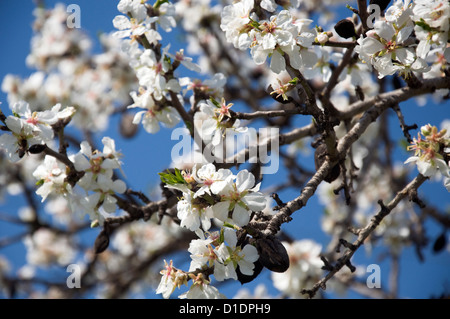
[[194, 97, 247, 147], [355, 0, 450, 78], [220, 0, 318, 73], [271, 240, 323, 298], [413, 0, 449, 59], [1, 0, 449, 300], [70, 137, 127, 223], [27, 134, 127, 225], [2, 7, 138, 133], [156, 163, 266, 298], [112, 0, 204, 135], [156, 227, 259, 299], [405, 124, 450, 180], [163, 163, 266, 231], [23, 228, 76, 267], [0, 101, 75, 162]]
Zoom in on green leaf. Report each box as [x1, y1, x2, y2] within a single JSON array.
[[288, 77, 299, 85], [35, 179, 45, 187], [415, 19, 432, 32], [158, 168, 187, 185], [209, 97, 221, 108], [153, 0, 169, 9]]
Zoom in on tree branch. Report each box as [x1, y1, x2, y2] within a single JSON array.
[[301, 174, 428, 298]]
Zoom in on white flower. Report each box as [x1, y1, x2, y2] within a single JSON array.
[[413, 0, 450, 59], [156, 260, 187, 299], [127, 90, 180, 134], [117, 0, 148, 21], [113, 0, 159, 41], [179, 277, 225, 299], [193, 163, 233, 198], [220, 0, 255, 49], [385, 0, 414, 27], [23, 228, 76, 266], [211, 169, 266, 226], [214, 228, 259, 281], [167, 48, 201, 73], [179, 73, 227, 98], [248, 10, 299, 73], [194, 98, 246, 146], [404, 156, 449, 177], [154, 2, 177, 32], [260, 0, 277, 12], [188, 236, 217, 271], [355, 20, 415, 78], [177, 190, 214, 231], [0, 102, 74, 162], [94, 174, 127, 213], [70, 138, 126, 221], [33, 155, 72, 202], [271, 240, 323, 298], [316, 32, 329, 45], [10, 101, 75, 143], [0, 121, 39, 162], [112, 15, 150, 39]]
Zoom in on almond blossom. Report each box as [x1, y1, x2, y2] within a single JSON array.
[[355, 19, 418, 78], [33, 155, 72, 202], [0, 101, 75, 162], [179, 273, 225, 299], [248, 10, 300, 73], [271, 240, 323, 298], [211, 169, 266, 226], [413, 0, 450, 59], [220, 0, 255, 50], [194, 98, 246, 146], [214, 228, 259, 281], [176, 188, 215, 232], [192, 163, 233, 198], [404, 124, 449, 178], [127, 89, 180, 134], [156, 260, 188, 299]]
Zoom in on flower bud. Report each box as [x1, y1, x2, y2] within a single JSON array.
[[316, 32, 329, 44], [334, 19, 356, 39], [421, 124, 432, 136]]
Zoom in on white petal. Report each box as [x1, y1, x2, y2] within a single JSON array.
[[232, 204, 250, 226], [235, 170, 255, 192], [241, 244, 259, 262], [223, 228, 238, 247], [112, 179, 127, 194], [241, 192, 266, 211], [270, 50, 286, 74], [113, 15, 131, 30], [260, 0, 277, 12], [212, 201, 230, 221]]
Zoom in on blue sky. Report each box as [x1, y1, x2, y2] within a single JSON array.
[[0, 0, 448, 299]]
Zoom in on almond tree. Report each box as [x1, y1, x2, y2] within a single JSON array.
[[0, 0, 449, 299]]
